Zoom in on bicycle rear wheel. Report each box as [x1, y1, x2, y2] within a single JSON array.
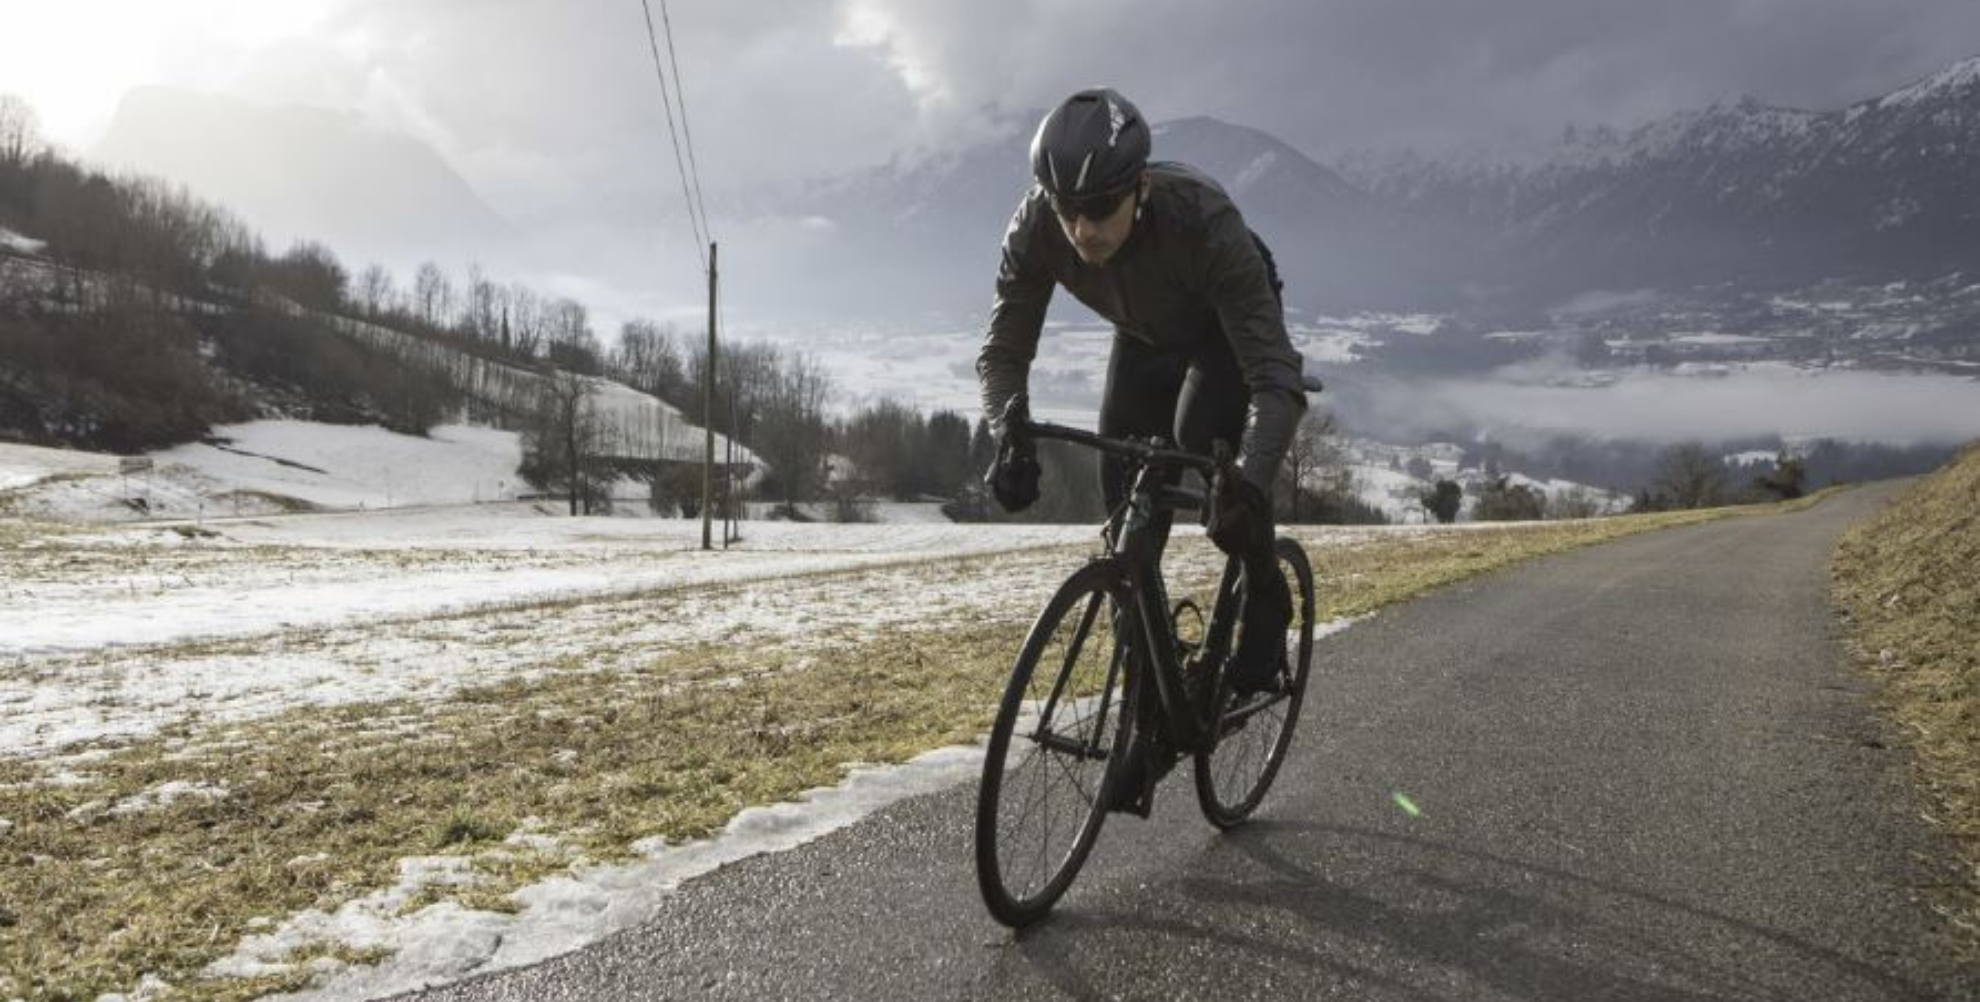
[[1194, 537, 1316, 828], [975, 560, 1138, 927]]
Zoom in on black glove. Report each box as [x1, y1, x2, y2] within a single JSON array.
[[1204, 463, 1273, 557], [987, 438, 1040, 513], [984, 396, 1040, 513]]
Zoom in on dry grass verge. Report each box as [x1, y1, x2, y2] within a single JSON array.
[[1834, 443, 1980, 943], [1, 495, 1829, 1000]]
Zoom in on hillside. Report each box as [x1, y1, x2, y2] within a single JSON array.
[[0, 122, 759, 516], [1834, 441, 1980, 937]]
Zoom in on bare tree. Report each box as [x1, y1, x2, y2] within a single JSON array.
[[507, 282, 542, 357], [1278, 406, 1342, 523], [1653, 441, 1727, 509], [544, 297, 601, 373], [463, 263, 500, 342], [1472, 475, 1547, 521], [1548, 486, 1604, 519], [755, 352, 833, 508], [356, 264, 396, 318], [612, 318, 684, 401], [412, 261, 453, 329], [266, 240, 348, 312], [0, 94, 40, 166], [522, 370, 605, 515]]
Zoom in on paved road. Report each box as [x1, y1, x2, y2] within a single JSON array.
[[402, 484, 1978, 1002]]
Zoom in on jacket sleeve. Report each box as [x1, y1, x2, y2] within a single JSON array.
[[1195, 208, 1307, 495], [976, 192, 1055, 426]]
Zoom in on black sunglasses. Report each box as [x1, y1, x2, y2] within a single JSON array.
[[1049, 185, 1135, 223]]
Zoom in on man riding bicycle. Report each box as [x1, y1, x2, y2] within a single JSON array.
[[977, 87, 1307, 716]]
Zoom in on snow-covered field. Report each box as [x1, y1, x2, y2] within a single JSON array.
[[2, 422, 527, 521], [0, 503, 1122, 755], [0, 439, 122, 490], [159, 422, 529, 509]]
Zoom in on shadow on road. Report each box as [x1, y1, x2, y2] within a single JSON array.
[[1004, 821, 1950, 1002]]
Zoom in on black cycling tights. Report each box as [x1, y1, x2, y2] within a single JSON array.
[[1096, 332, 1248, 556]]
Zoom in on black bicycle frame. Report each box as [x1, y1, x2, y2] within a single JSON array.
[[1024, 418, 1246, 756]]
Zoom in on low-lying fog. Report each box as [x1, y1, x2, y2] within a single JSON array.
[[1330, 367, 1980, 448]]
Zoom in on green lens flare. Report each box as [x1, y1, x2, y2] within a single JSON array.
[[1392, 792, 1421, 817]]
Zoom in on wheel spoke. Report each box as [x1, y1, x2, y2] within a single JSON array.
[[978, 568, 1133, 922], [1195, 543, 1314, 827]]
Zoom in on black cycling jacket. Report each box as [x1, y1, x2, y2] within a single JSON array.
[[976, 162, 1306, 492]]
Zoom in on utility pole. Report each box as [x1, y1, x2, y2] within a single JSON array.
[[723, 397, 735, 550], [700, 242, 717, 550]]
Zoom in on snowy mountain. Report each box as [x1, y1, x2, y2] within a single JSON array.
[[1342, 54, 1980, 305], [755, 112, 1397, 318], [762, 52, 1980, 322]]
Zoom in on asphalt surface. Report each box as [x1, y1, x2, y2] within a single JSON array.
[[400, 484, 1979, 1002]]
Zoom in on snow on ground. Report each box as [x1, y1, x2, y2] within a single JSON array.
[[246, 612, 1360, 1002], [157, 421, 528, 510], [1668, 332, 1773, 346], [241, 746, 989, 1000], [0, 506, 1135, 755], [0, 440, 121, 490], [740, 500, 954, 524], [1723, 450, 1781, 467], [250, 607, 1353, 1002], [3, 420, 528, 522], [6, 458, 301, 522], [0, 513, 1127, 759], [1346, 463, 1438, 523], [0, 226, 45, 255], [0, 502, 1459, 765]]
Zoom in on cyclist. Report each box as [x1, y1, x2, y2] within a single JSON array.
[[978, 87, 1307, 708]]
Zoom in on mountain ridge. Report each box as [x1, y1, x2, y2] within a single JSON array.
[[761, 51, 1980, 320]]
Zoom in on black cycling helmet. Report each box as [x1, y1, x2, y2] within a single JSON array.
[[1030, 88, 1150, 208]]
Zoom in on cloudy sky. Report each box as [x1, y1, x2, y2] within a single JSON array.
[[8, 0, 1980, 215], [4, 0, 1980, 333]]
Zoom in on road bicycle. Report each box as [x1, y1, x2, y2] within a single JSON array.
[[973, 416, 1317, 928]]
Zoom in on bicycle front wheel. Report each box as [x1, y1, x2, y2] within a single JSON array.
[[1194, 537, 1316, 828], [975, 559, 1137, 928]]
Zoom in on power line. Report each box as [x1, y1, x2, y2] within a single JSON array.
[[638, 0, 709, 271], [655, 0, 713, 243]]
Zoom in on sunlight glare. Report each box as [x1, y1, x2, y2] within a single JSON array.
[[0, 0, 339, 145]]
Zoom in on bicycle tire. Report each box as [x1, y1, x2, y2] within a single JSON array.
[[975, 559, 1139, 927], [1193, 536, 1316, 828]]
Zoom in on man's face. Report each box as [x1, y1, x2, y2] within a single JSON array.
[[1053, 177, 1143, 266]]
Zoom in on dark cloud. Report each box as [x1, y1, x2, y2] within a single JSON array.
[[110, 0, 1980, 317], [226, 0, 1980, 209]]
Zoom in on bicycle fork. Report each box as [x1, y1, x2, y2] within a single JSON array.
[[1029, 589, 1127, 762]]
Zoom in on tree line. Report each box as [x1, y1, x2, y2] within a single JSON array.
[[0, 95, 510, 449], [1400, 435, 1959, 525]]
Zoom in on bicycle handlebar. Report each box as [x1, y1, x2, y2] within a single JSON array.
[[1019, 418, 1221, 475], [995, 366, 1323, 477]]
